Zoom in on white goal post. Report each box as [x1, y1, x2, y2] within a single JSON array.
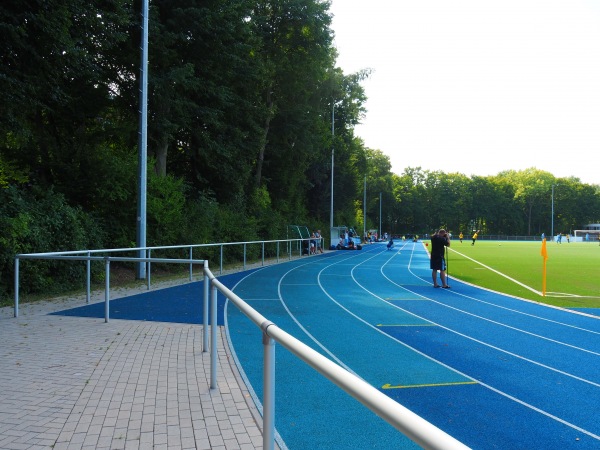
[[573, 229, 600, 242]]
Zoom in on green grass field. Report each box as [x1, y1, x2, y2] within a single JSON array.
[[437, 240, 600, 309]]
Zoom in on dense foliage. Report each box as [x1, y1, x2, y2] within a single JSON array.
[[1, 0, 599, 299]]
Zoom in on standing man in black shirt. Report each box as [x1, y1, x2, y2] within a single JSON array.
[[431, 229, 451, 289]]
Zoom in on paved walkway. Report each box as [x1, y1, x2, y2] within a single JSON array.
[[0, 289, 268, 450]]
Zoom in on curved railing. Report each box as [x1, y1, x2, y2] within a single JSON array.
[[13, 242, 469, 450]]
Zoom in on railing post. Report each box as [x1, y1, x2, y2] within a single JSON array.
[[189, 246, 193, 281], [146, 249, 151, 290], [262, 242, 265, 266], [104, 258, 110, 323], [277, 241, 280, 262], [243, 243, 247, 270], [220, 245, 223, 275], [86, 252, 91, 303], [261, 321, 276, 450], [203, 261, 209, 353], [14, 257, 19, 318], [210, 280, 218, 389]]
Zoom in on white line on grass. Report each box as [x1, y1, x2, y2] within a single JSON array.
[[449, 248, 589, 299], [449, 248, 543, 296]]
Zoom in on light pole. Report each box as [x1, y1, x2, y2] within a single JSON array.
[[379, 192, 382, 241], [363, 155, 374, 242], [136, 0, 149, 279], [363, 175, 367, 241], [330, 102, 334, 231], [551, 184, 556, 240]]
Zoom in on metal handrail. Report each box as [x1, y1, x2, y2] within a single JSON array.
[[205, 268, 470, 450], [13, 242, 468, 449], [13, 237, 324, 316], [16, 237, 315, 257], [13, 255, 206, 320]]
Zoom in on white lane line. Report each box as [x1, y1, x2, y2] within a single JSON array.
[[404, 296, 600, 356], [392, 247, 600, 386], [277, 250, 369, 376], [230, 244, 600, 442], [427, 286, 600, 334], [402, 247, 600, 334], [381, 245, 600, 440]]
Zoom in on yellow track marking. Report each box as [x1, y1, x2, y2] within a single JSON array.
[[382, 381, 478, 390]]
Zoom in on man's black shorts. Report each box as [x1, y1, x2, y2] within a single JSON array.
[[430, 256, 446, 271]]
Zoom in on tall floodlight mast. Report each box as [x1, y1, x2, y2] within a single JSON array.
[[136, 0, 149, 279], [379, 192, 382, 241], [330, 101, 335, 230]]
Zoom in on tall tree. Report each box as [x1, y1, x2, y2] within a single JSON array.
[[0, 0, 133, 180], [505, 168, 555, 235], [251, 0, 334, 202], [146, 0, 265, 206]]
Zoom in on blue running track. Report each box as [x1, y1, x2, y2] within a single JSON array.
[[54, 241, 600, 449]]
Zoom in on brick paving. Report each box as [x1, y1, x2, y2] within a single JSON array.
[[0, 290, 269, 450]]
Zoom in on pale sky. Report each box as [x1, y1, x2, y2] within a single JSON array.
[[329, 0, 600, 185]]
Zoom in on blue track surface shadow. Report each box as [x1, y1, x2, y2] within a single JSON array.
[[50, 269, 260, 325]]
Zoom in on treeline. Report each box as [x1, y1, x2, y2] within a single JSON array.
[[383, 167, 600, 237], [1, 1, 599, 299]]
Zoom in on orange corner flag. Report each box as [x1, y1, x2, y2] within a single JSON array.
[[541, 238, 548, 260], [541, 238, 548, 296]]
